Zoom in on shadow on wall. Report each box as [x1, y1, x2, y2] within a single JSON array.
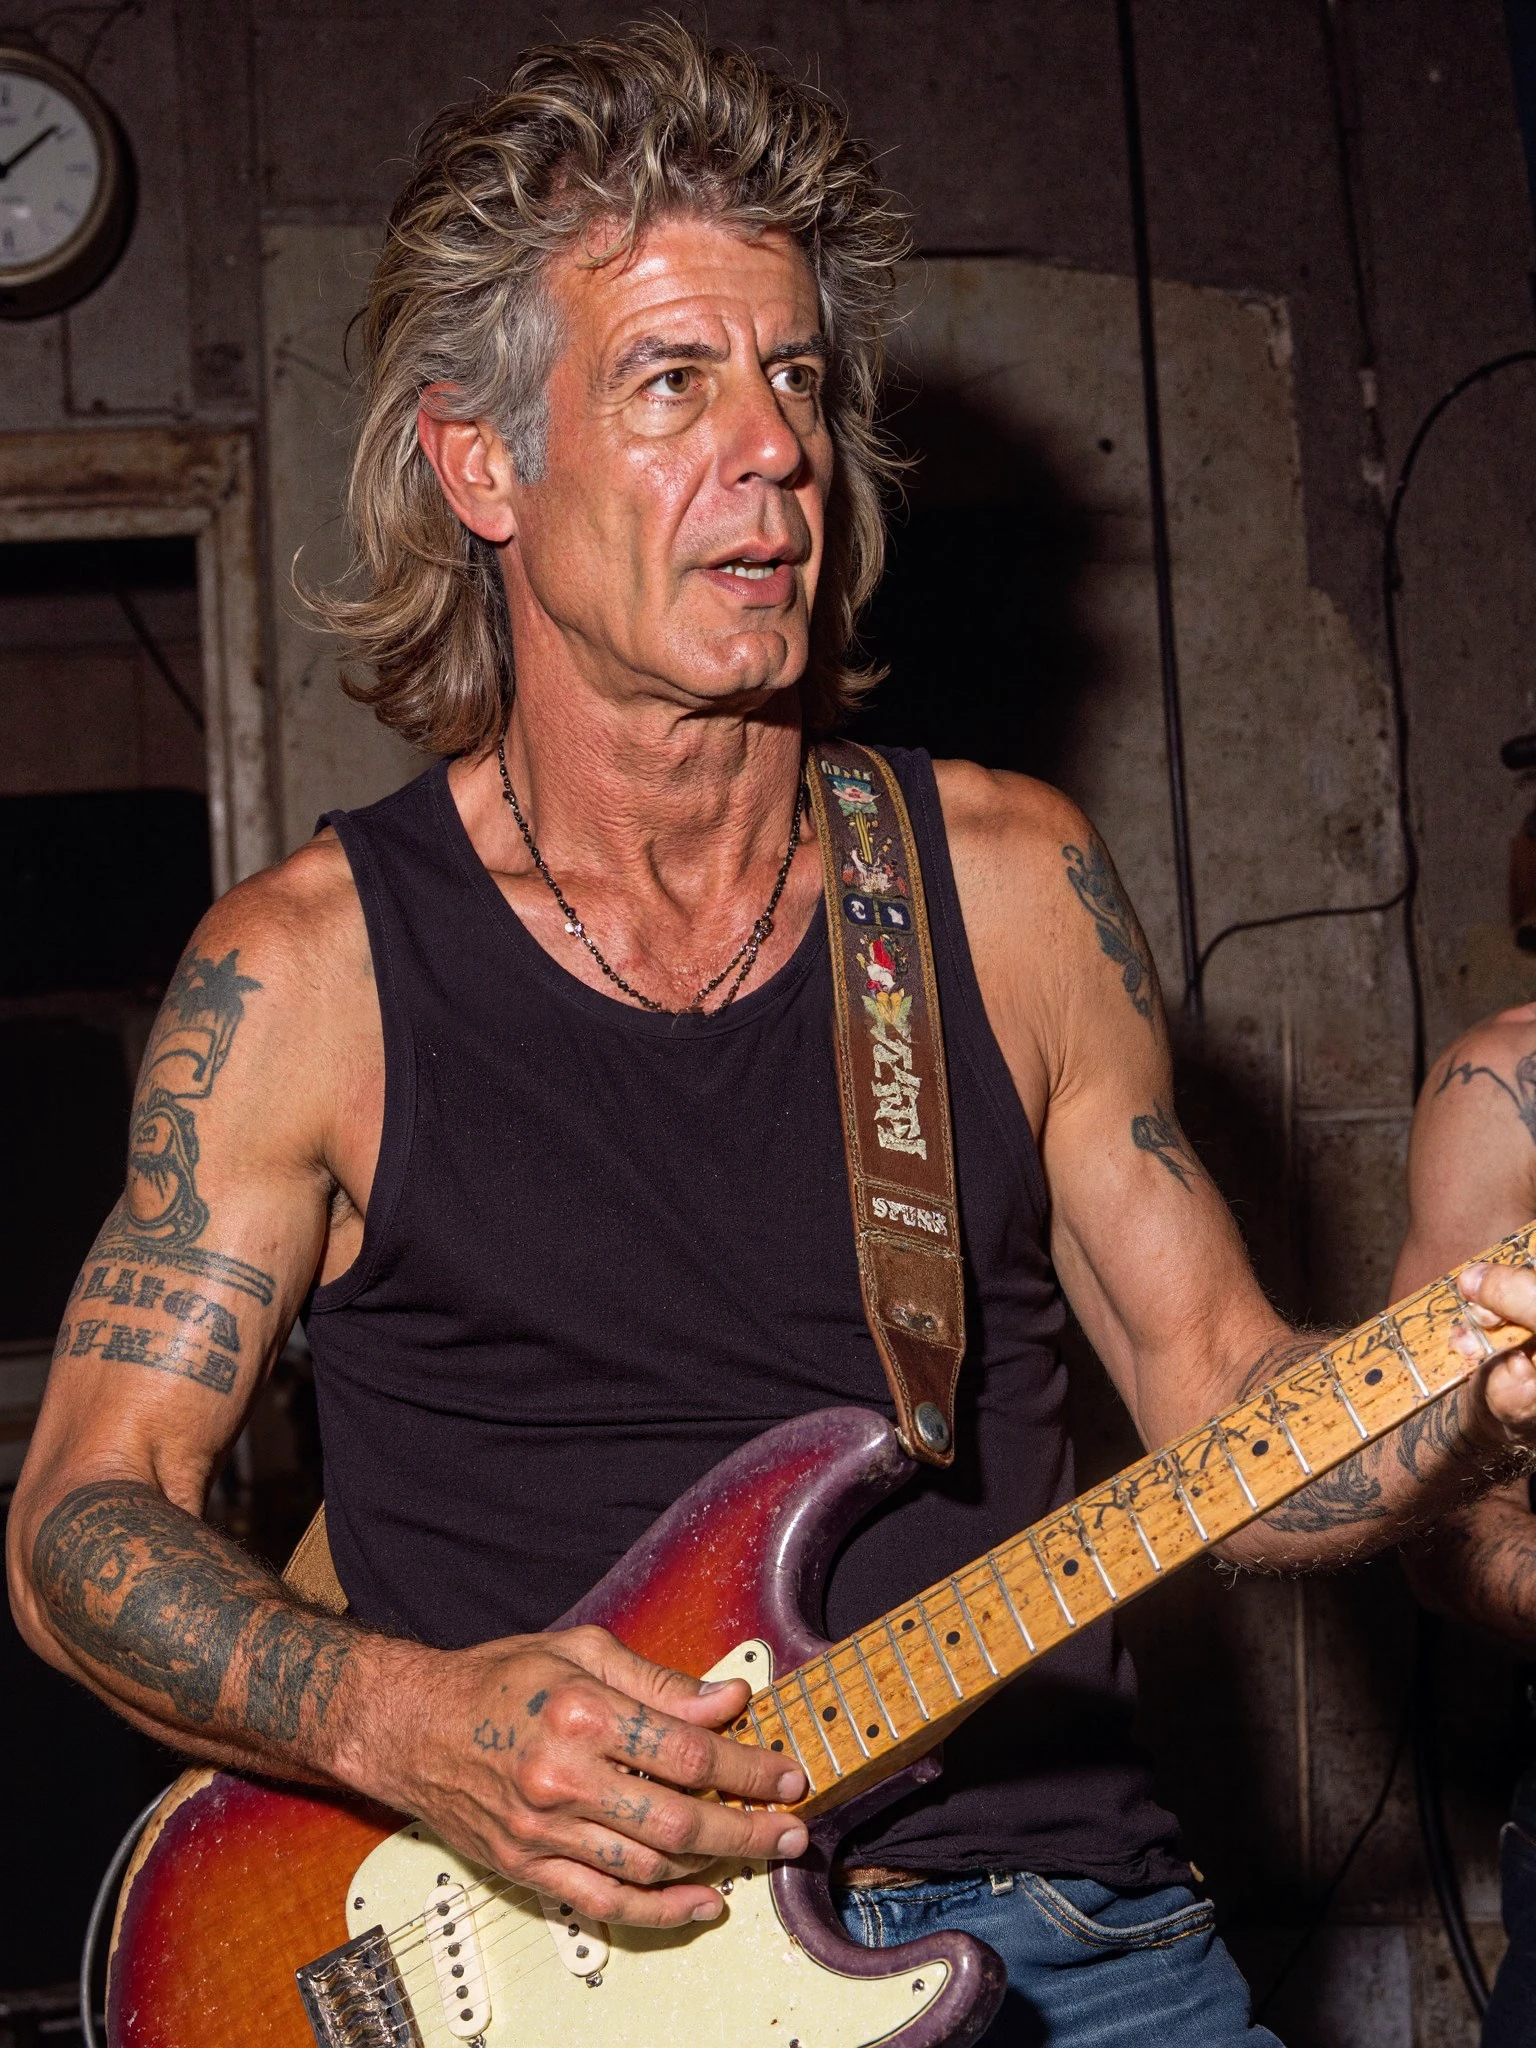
[[848, 380, 1105, 783]]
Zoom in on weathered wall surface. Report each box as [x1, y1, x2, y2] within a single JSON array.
[[3, 3, 1535, 2041]]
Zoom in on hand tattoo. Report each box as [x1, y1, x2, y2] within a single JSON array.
[[1062, 838, 1159, 1030]]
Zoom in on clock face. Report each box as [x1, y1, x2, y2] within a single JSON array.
[[0, 67, 104, 273]]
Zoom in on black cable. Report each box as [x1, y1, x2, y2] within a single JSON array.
[[1114, 0, 1202, 1017], [1254, 1694, 1411, 2021], [79, 1787, 166, 2048], [114, 586, 206, 733]]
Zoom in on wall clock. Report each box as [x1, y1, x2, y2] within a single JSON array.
[[0, 42, 132, 320]]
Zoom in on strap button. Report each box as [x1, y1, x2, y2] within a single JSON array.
[[913, 1402, 950, 1452]]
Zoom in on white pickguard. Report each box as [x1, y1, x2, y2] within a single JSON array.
[[345, 1640, 947, 2048]]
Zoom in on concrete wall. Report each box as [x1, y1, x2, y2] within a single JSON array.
[[2, 4, 1534, 2040]]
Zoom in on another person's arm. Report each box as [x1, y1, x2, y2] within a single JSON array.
[[1392, 1008, 1536, 1649], [943, 768, 1536, 1571], [5, 844, 806, 1927]]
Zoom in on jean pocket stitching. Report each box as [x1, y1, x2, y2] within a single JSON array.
[[1021, 1875, 1216, 1951]]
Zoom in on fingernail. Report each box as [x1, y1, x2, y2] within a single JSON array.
[[696, 1680, 732, 1695], [1451, 1326, 1483, 1360], [775, 1771, 805, 1800], [692, 1899, 723, 1922], [1463, 1263, 1488, 1296], [775, 1824, 809, 1858]]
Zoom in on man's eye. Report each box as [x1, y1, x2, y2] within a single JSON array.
[[648, 367, 694, 396], [774, 364, 817, 397]]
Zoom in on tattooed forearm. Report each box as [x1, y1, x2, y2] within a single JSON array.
[[1130, 1100, 1205, 1189], [32, 1480, 353, 1745], [1396, 1387, 1479, 1481], [1436, 1051, 1536, 1147], [1062, 837, 1160, 1029], [1260, 1452, 1388, 1534], [1238, 1337, 1332, 1399]]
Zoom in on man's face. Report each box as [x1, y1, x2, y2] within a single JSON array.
[[504, 215, 832, 711]]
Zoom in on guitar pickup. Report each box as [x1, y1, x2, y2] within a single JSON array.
[[425, 1879, 493, 2039], [539, 1893, 610, 1978], [295, 1925, 422, 2048]]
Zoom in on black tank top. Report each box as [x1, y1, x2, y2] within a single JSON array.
[[308, 749, 1185, 1885]]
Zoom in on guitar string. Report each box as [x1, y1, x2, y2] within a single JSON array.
[[359, 1306, 1460, 1975]]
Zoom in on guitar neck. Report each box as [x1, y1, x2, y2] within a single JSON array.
[[745, 1225, 1536, 1820]]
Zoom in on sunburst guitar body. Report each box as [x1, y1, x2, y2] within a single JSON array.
[[105, 1227, 1536, 2048]]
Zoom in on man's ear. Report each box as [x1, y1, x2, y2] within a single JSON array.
[[417, 387, 519, 544]]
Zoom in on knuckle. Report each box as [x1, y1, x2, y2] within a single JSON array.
[[647, 1801, 698, 1855], [566, 1624, 613, 1661], [668, 1732, 712, 1784], [546, 1687, 600, 1744], [517, 1760, 570, 1811]]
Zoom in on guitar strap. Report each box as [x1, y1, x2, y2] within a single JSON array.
[[282, 741, 965, 1615]]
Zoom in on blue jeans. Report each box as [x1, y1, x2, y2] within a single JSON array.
[[835, 1871, 1284, 2047], [1483, 1765, 1536, 2046]]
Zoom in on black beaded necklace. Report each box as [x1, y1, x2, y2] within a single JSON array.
[[495, 739, 805, 1014]]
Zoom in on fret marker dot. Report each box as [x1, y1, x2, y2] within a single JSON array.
[[867, 1724, 881, 1739], [770, 1739, 784, 1751], [901, 1618, 916, 1632], [1252, 1440, 1270, 1457], [822, 1705, 837, 1721], [1364, 1368, 1383, 1385], [945, 1630, 960, 1645], [1061, 1559, 1079, 1576]]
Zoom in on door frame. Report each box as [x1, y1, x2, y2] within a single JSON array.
[[0, 427, 272, 893]]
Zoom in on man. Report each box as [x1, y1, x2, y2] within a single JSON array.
[[10, 22, 1536, 2046], [1396, 1002, 1536, 2047]]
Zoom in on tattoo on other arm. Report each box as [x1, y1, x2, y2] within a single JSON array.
[[1131, 1100, 1204, 1188], [1062, 838, 1159, 1029], [1396, 1388, 1476, 1481], [1436, 1052, 1536, 1148], [32, 1480, 353, 1741], [1262, 1452, 1389, 1533]]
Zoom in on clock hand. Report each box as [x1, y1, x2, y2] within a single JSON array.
[[0, 124, 61, 180]]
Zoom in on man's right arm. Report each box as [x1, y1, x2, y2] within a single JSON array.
[[6, 848, 806, 1926], [1394, 1006, 1536, 1654]]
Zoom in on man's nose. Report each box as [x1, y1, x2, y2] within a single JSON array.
[[719, 368, 807, 489]]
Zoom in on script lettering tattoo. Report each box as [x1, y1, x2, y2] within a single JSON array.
[[55, 1272, 244, 1394], [1130, 1100, 1205, 1189], [601, 1790, 653, 1827], [1062, 838, 1159, 1029], [1436, 1052, 1536, 1148], [1261, 1452, 1388, 1533], [33, 1480, 353, 1738], [91, 947, 274, 1308], [473, 1720, 514, 1753]]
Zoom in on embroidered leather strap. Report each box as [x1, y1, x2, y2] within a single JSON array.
[[805, 741, 966, 1468], [283, 741, 968, 1603]]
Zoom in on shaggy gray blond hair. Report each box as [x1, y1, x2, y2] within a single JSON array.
[[310, 17, 909, 755]]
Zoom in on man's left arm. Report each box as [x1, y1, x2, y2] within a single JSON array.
[[940, 763, 1536, 1571]]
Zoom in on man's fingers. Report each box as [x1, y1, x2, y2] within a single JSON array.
[[562, 1625, 751, 1727], [513, 1852, 731, 1930], [590, 1766, 808, 1866], [1459, 1262, 1536, 1334]]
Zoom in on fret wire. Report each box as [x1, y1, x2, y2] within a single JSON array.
[[915, 1595, 965, 1699], [951, 1574, 999, 1676], [1261, 1388, 1313, 1477], [1323, 1355, 1369, 1440], [795, 1668, 843, 1777], [823, 1656, 870, 1759], [1114, 1485, 1163, 1573], [883, 1617, 931, 1722], [766, 1691, 816, 1790], [986, 1554, 1036, 1652], [1212, 1425, 1258, 1510], [1163, 1453, 1209, 1542], [1381, 1312, 1430, 1396], [745, 1699, 769, 1750], [1070, 1506, 1118, 1603], [1449, 1276, 1497, 1360], [851, 1634, 900, 1741], [1027, 1530, 1077, 1627]]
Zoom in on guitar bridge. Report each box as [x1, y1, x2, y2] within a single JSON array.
[[296, 1925, 424, 2048]]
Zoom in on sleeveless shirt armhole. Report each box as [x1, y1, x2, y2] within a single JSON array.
[[307, 807, 419, 1314], [884, 748, 1052, 1228]]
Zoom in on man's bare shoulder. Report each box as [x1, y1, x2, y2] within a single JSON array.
[[931, 758, 1090, 870], [1429, 1004, 1536, 1098], [194, 830, 367, 990]]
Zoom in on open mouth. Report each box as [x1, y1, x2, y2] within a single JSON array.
[[713, 557, 786, 581]]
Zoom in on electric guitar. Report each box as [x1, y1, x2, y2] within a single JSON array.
[[105, 1227, 1536, 2048]]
